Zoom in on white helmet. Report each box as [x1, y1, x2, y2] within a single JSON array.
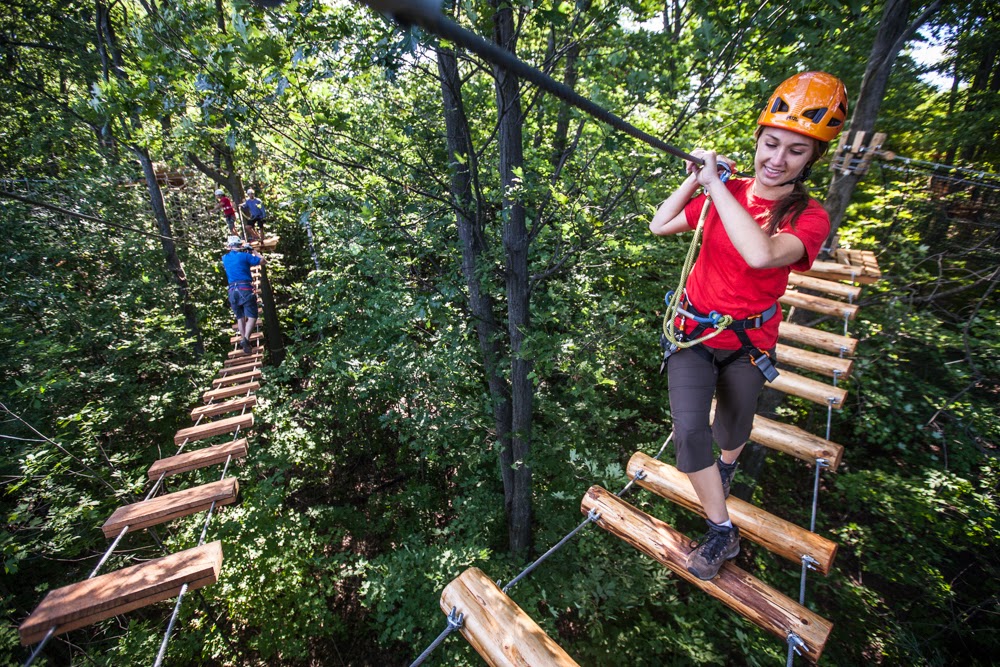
[[227, 235, 242, 247], [246, 188, 255, 196], [215, 189, 224, 196]]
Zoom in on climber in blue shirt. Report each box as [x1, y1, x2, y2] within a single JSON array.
[[222, 235, 265, 354]]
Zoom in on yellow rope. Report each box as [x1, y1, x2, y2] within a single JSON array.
[[662, 196, 734, 348]]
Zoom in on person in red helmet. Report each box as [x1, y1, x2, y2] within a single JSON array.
[[212, 189, 238, 235], [648, 72, 848, 580]]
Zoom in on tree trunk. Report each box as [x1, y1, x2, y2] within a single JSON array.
[[491, 0, 533, 555], [823, 0, 941, 250]]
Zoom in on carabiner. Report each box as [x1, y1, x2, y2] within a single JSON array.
[[717, 161, 732, 183]]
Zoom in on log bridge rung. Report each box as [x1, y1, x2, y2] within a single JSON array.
[[212, 368, 262, 388], [709, 403, 845, 470], [202, 381, 259, 403], [223, 353, 262, 368], [219, 360, 262, 376], [174, 413, 252, 445], [787, 273, 863, 301], [780, 291, 860, 321], [769, 368, 847, 409], [190, 395, 257, 421], [779, 321, 858, 356], [581, 487, 832, 663], [102, 478, 239, 538], [148, 440, 249, 479], [627, 453, 837, 574], [776, 343, 854, 379], [229, 332, 264, 344], [18, 542, 223, 645], [440, 567, 580, 667]]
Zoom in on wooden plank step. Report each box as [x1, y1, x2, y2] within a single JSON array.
[[18, 542, 223, 645], [627, 454, 837, 574], [211, 368, 261, 388], [227, 347, 261, 359], [440, 567, 579, 667], [770, 369, 847, 409], [780, 291, 860, 320], [148, 440, 248, 479], [102, 478, 239, 538], [787, 273, 862, 300], [218, 361, 262, 376], [190, 396, 257, 421], [202, 382, 259, 403], [749, 413, 844, 470], [223, 354, 262, 368], [229, 332, 264, 343], [800, 260, 878, 284], [776, 343, 853, 379], [174, 413, 252, 445], [779, 321, 857, 356], [581, 487, 831, 663]]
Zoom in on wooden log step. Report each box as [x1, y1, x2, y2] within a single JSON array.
[[626, 454, 837, 574], [229, 332, 264, 344], [148, 440, 248, 479], [202, 382, 259, 403], [18, 542, 223, 645], [223, 354, 262, 368], [227, 347, 261, 359], [440, 567, 579, 667], [787, 273, 862, 301], [749, 413, 844, 470], [190, 395, 257, 421], [779, 321, 858, 356], [211, 368, 262, 388], [800, 260, 878, 284], [776, 343, 853, 379], [102, 478, 239, 538], [780, 291, 860, 320], [581, 487, 831, 663], [174, 413, 252, 445], [218, 360, 262, 376], [770, 369, 847, 409]]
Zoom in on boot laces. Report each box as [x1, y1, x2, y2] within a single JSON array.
[[690, 527, 731, 562]]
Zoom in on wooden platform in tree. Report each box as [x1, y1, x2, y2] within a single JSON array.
[[174, 413, 252, 445], [778, 321, 857, 356], [780, 291, 860, 320], [148, 440, 248, 480], [776, 343, 853, 379], [787, 273, 862, 301], [190, 396, 257, 421], [102, 478, 239, 538], [834, 248, 881, 280], [581, 487, 832, 662], [211, 368, 262, 388], [627, 454, 837, 574], [18, 541, 223, 645], [440, 567, 579, 667], [202, 382, 259, 403], [769, 369, 847, 409]]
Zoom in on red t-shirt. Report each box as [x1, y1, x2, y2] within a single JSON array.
[[679, 178, 829, 350], [219, 196, 235, 217]]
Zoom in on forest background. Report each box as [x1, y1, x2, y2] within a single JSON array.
[[1, 0, 998, 665]]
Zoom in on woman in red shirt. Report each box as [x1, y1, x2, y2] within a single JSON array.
[[648, 72, 848, 580]]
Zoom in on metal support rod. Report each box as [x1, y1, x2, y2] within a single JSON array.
[[409, 607, 465, 667]]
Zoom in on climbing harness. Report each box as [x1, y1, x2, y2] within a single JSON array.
[[658, 163, 779, 382]]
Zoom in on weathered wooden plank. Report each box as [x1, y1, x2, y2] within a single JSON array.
[[148, 440, 248, 479], [440, 568, 579, 667], [229, 332, 263, 344], [780, 291, 860, 320], [190, 396, 257, 421], [102, 478, 239, 538], [787, 272, 862, 300], [581, 487, 831, 663], [202, 382, 259, 403], [174, 413, 252, 445], [776, 343, 853, 379], [19, 542, 223, 645], [211, 368, 261, 388], [626, 454, 837, 574], [778, 321, 858, 356], [218, 360, 262, 376], [770, 369, 847, 409], [223, 354, 262, 368]]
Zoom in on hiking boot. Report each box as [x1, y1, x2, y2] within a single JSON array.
[[686, 520, 740, 581], [241, 338, 252, 354], [718, 457, 739, 499]]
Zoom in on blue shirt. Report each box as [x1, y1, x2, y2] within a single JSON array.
[[222, 250, 262, 283], [243, 198, 265, 218]]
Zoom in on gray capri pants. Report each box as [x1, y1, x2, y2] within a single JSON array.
[[666, 345, 771, 473]]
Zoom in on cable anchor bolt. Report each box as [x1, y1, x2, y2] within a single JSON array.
[[787, 632, 809, 656], [446, 606, 465, 631], [800, 554, 819, 572]]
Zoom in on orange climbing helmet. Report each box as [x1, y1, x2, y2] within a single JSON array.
[[757, 72, 848, 143]]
